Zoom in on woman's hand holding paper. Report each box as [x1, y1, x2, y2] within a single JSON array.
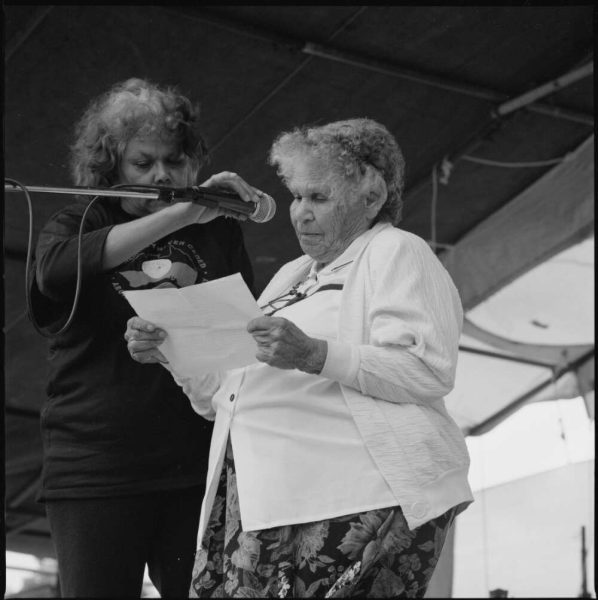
[[125, 316, 169, 364]]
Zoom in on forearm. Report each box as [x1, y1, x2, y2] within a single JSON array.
[[102, 203, 195, 269], [36, 208, 192, 299], [164, 362, 221, 420]]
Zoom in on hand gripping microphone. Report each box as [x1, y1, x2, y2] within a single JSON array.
[[160, 186, 277, 223]]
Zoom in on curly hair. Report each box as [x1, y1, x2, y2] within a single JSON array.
[[69, 78, 208, 187], [268, 118, 405, 225]]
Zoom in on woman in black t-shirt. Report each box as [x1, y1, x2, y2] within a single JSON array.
[[31, 78, 256, 598]]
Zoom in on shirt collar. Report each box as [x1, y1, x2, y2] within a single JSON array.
[[307, 228, 373, 281]]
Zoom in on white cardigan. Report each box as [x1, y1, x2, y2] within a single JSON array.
[[176, 222, 474, 532]]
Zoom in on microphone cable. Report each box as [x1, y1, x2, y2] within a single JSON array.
[[5, 177, 41, 335], [6, 180, 163, 338]]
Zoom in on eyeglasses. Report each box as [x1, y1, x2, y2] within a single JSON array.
[[259, 284, 308, 316], [260, 261, 353, 316]]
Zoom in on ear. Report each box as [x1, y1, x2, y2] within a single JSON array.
[[362, 171, 388, 220]]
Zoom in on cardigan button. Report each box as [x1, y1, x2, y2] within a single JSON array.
[[229, 394, 235, 402], [410, 502, 428, 519]]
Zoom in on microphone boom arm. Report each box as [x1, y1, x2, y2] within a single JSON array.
[[4, 182, 161, 200], [5, 182, 271, 222]]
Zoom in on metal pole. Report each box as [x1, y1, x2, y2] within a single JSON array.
[[4, 183, 160, 200], [5, 6, 55, 63], [495, 62, 593, 117], [580, 525, 590, 597], [166, 7, 593, 126], [468, 348, 595, 436], [458, 345, 555, 369]]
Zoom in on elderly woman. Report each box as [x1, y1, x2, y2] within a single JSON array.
[[31, 78, 258, 598], [126, 118, 473, 598]]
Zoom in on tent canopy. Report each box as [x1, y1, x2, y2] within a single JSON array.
[[3, 5, 594, 560]]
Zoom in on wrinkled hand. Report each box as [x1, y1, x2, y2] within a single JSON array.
[[124, 316, 168, 364], [247, 316, 327, 374]]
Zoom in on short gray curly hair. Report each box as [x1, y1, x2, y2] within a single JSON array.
[[70, 78, 208, 187], [268, 118, 405, 225]]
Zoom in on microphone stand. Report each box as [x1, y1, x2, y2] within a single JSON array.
[[4, 182, 163, 200], [4, 182, 253, 219]]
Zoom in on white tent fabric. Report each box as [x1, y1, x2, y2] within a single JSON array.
[[446, 234, 595, 436], [452, 459, 594, 598], [441, 135, 594, 312], [447, 341, 554, 432], [466, 236, 594, 345], [426, 135, 594, 597], [438, 134, 594, 436], [426, 397, 594, 598]]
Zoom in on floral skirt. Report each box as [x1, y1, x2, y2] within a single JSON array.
[[190, 442, 457, 598]]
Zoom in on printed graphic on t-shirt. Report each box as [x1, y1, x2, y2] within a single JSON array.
[[111, 238, 209, 293]]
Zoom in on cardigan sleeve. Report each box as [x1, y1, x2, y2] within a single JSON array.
[[320, 231, 463, 404], [164, 364, 221, 420]]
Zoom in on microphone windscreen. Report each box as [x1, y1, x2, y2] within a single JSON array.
[[251, 193, 276, 223]]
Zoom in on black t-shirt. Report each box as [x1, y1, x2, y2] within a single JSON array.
[[31, 198, 254, 500]]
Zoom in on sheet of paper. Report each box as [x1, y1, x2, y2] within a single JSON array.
[[122, 273, 263, 377]]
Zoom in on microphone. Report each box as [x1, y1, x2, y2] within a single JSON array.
[[161, 186, 276, 223], [4, 181, 277, 224]]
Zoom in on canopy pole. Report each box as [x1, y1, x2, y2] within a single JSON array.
[[468, 348, 595, 436], [164, 7, 593, 127], [495, 62, 593, 117]]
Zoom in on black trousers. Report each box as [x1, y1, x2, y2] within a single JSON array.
[[45, 485, 204, 598]]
